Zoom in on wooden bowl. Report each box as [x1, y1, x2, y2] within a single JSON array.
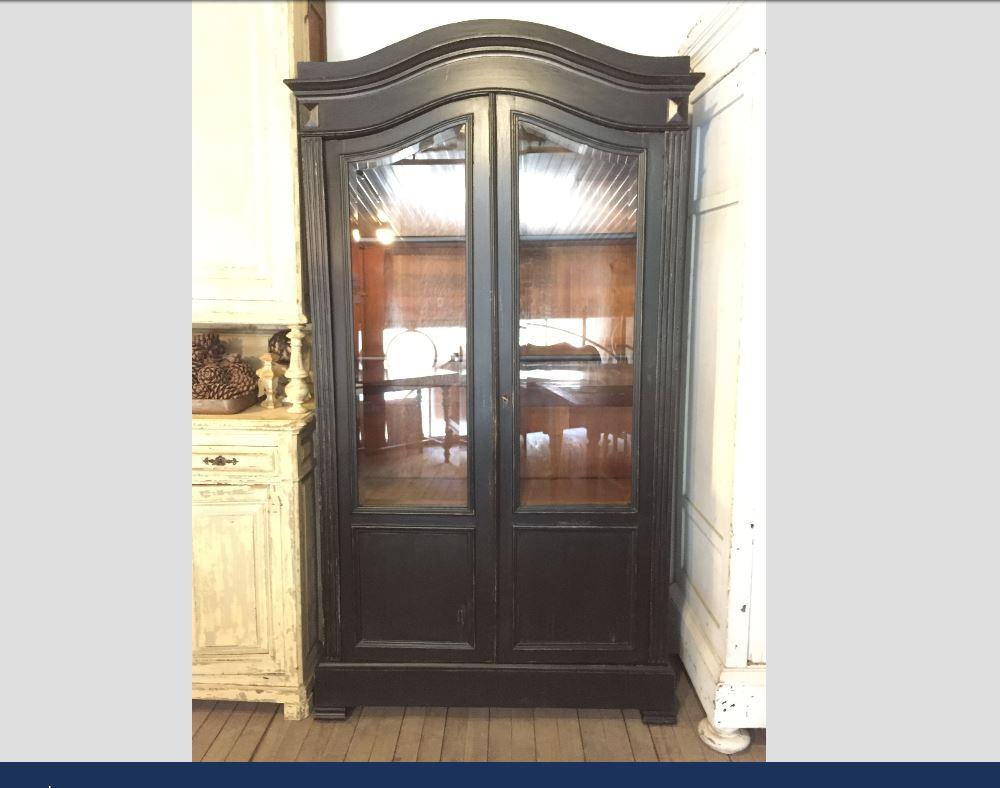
[[192, 391, 261, 415]]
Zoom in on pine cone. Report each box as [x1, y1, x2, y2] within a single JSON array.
[[268, 330, 291, 365], [196, 364, 224, 384], [192, 348, 209, 367], [191, 340, 258, 400], [192, 332, 226, 363]]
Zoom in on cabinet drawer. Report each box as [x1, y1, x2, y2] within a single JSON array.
[[193, 445, 278, 477]]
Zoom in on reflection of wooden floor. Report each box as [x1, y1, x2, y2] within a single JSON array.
[[357, 430, 632, 507], [192, 666, 766, 762], [359, 445, 468, 507], [520, 478, 631, 506]]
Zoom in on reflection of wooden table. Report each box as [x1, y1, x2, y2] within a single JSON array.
[[520, 363, 633, 470], [358, 367, 466, 463]]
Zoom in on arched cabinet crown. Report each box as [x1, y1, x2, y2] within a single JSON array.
[[284, 19, 703, 136]]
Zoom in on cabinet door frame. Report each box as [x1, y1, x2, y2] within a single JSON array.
[[494, 93, 669, 665], [319, 97, 497, 664], [192, 483, 285, 676]]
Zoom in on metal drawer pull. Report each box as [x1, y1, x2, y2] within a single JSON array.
[[203, 455, 239, 466]]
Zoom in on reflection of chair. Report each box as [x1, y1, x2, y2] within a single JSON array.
[[382, 329, 439, 451], [519, 343, 600, 470], [385, 329, 438, 379], [384, 394, 424, 449]]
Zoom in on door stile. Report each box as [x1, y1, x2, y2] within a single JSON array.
[[494, 94, 668, 665], [324, 98, 498, 664]]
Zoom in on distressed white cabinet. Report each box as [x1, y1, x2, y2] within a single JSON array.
[[671, 1, 766, 754], [192, 407, 318, 720], [192, 1, 311, 325]]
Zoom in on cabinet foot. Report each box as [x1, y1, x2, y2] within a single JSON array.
[[640, 710, 677, 725], [313, 705, 353, 721], [283, 701, 311, 721], [697, 717, 751, 754]]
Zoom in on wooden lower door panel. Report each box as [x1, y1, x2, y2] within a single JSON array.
[[192, 484, 284, 676], [510, 527, 637, 658], [343, 526, 480, 660]]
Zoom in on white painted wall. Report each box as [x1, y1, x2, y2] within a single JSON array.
[[326, 1, 717, 60]]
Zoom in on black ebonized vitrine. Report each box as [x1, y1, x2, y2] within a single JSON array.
[[286, 20, 703, 722]]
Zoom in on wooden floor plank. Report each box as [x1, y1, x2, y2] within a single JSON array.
[[578, 709, 633, 762], [250, 711, 293, 762], [622, 709, 658, 762], [296, 716, 336, 762], [201, 702, 255, 762], [602, 710, 635, 762], [555, 708, 585, 761], [369, 707, 405, 762], [344, 707, 381, 762], [271, 716, 315, 761], [225, 703, 278, 762], [439, 708, 468, 762], [393, 707, 426, 762], [488, 708, 513, 762], [192, 701, 236, 761], [192, 701, 215, 737], [318, 710, 362, 762], [416, 707, 447, 762], [510, 708, 536, 761], [464, 707, 490, 761], [647, 721, 681, 762], [532, 709, 561, 762], [578, 708, 610, 762]]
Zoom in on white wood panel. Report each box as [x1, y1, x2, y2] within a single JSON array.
[[678, 505, 728, 656], [192, 485, 283, 675], [192, 2, 308, 325], [683, 201, 744, 532]]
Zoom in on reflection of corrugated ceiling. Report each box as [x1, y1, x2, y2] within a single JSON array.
[[349, 124, 639, 239]]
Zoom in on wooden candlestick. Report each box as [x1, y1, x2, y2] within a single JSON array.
[[283, 324, 310, 414], [256, 353, 285, 409]]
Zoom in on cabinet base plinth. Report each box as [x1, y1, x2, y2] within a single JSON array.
[[316, 662, 676, 713], [640, 710, 677, 725], [313, 705, 353, 721]]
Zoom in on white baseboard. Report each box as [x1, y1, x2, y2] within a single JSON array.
[[672, 583, 766, 728]]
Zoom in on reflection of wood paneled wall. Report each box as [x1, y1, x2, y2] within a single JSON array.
[[519, 240, 635, 321], [353, 242, 466, 331], [384, 244, 466, 328], [352, 238, 636, 333]]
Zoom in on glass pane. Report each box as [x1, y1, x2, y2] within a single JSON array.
[[516, 121, 639, 507], [349, 124, 468, 507]]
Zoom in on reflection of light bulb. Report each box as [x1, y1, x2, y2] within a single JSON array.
[[375, 224, 396, 245], [351, 227, 361, 243], [376, 208, 388, 222]]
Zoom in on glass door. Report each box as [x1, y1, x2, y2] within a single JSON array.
[[324, 98, 496, 663], [495, 95, 667, 663]]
